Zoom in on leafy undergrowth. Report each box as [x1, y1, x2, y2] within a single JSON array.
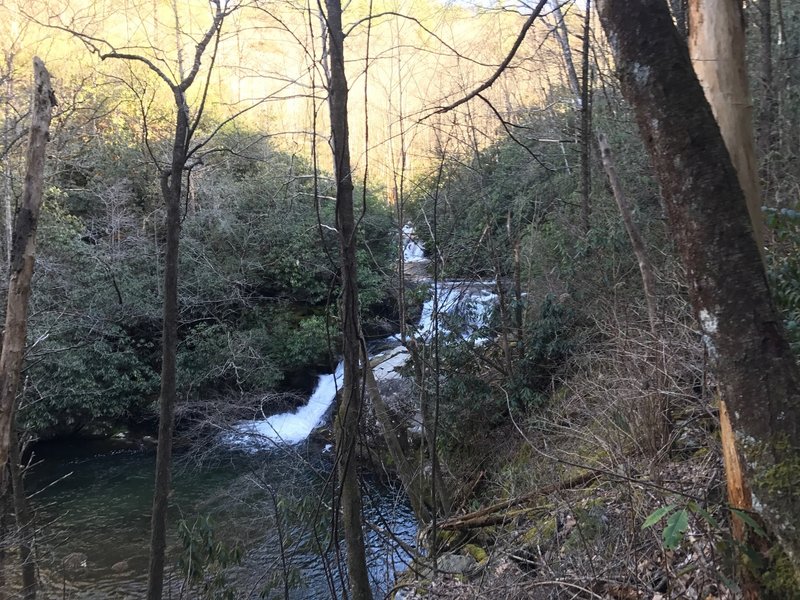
[[393, 300, 799, 599]]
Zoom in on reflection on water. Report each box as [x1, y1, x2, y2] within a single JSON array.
[[28, 439, 416, 599]]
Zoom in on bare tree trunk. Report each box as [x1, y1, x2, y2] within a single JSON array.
[[597, 133, 669, 456], [324, 1, 373, 598], [688, 3, 770, 591], [0, 58, 55, 487], [688, 0, 764, 250], [579, 0, 593, 232], [597, 0, 800, 570], [550, 1, 592, 231], [549, 2, 581, 99], [9, 427, 34, 600], [2, 54, 14, 272], [597, 134, 658, 330], [394, 186, 406, 342], [145, 90, 187, 600]]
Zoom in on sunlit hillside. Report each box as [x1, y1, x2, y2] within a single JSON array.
[[3, 0, 576, 189]]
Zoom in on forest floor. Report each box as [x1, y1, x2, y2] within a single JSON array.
[[391, 406, 736, 600], [382, 252, 799, 599]]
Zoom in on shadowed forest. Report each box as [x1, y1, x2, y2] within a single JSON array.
[[0, 0, 799, 598]]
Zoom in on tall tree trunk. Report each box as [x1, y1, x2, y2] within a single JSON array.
[[688, 3, 770, 590], [598, 133, 668, 456], [2, 53, 14, 272], [550, 1, 593, 231], [0, 57, 55, 488], [688, 0, 764, 250], [146, 90, 187, 600], [324, 1, 373, 598], [597, 134, 658, 330], [579, 0, 593, 232], [394, 186, 406, 343], [597, 0, 800, 570], [549, 2, 581, 100], [9, 427, 35, 600]]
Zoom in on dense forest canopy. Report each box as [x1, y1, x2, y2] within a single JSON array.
[[0, 0, 799, 598]]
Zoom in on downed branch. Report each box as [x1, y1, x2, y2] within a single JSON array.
[[437, 471, 600, 530]]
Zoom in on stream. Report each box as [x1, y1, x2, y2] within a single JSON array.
[[29, 439, 416, 599], [24, 226, 497, 599]]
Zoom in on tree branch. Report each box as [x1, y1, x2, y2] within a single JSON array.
[[428, 0, 550, 116]]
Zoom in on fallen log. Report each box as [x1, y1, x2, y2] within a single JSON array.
[[437, 470, 600, 530]]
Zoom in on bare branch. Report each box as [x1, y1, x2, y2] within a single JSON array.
[[428, 0, 550, 117], [476, 93, 554, 171]]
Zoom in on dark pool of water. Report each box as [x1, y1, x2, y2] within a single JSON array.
[[26, 438, 416, 599]]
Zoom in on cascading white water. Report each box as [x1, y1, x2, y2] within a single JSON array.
[[229, 227, 497, 449], [402, 223, 427, 263], [232, 362, 344, 446], [416, 282, 497, 342]]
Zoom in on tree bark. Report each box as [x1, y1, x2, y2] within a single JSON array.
[[550, 1, 592, 231], [9, 427, 35, 600], [2, 53, 14, 272], [688, 0, 764, 250], [688, 3, 770, 591], [597, 134, 658, 330], [145, 89, 187, 600], [579, 0, 593, 232], [597, 0, 800, 569], [0, 57, 55, 488], [670, 0, 688, 38], [324, 1, 373, 598], [549, 2, 581, 100]]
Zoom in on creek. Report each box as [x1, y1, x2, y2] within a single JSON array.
[[29, 438, 415, 599], [25, 226, 497, 599]]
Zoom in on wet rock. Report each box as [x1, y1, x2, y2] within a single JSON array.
[[63, 552, 88, 571], [417, 553, 477, 579], [111, 559, 130, 573]]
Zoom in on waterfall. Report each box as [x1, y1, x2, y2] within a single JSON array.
[[232, 362, 344, 446], [416, 282, 497, 342], [402, 223, 427, 263], [228, 227, 497, 449]]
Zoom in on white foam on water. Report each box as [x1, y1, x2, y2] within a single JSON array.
[[402, 224, 427, 263], [227, 225, 498, 449], [416, 282, 497, 342], [232, 362, 344, 446]]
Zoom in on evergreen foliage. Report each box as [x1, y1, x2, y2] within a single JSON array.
[[16, 130, 395, 435]]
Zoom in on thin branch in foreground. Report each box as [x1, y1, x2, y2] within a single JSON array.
[[427, 0, 550, 117]]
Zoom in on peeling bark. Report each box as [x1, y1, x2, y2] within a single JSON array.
[[688, 0, 764, 250], [688, 3, 770, 592], [0, 57, 55, 486], [597, 0, 800, 568]]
